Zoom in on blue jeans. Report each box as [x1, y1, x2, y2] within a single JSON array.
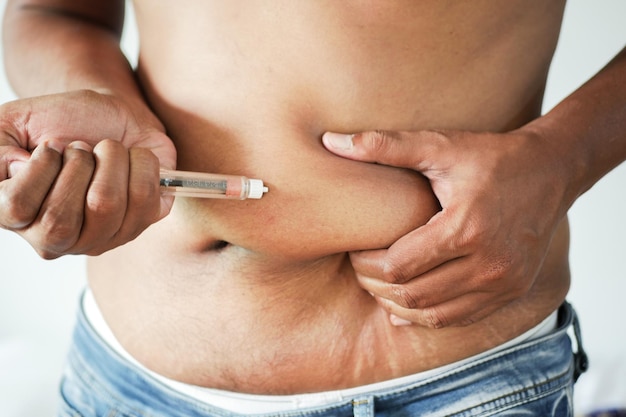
[[58, 301, 587, 417]]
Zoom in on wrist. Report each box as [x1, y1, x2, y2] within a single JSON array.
[[523, 48, 626, 211], [516, 115, 587, 217]]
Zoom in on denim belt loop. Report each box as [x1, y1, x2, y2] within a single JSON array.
[[566, 301, 590, 382], [352, 396, 375, 417]]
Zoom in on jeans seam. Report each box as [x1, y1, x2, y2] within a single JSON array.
[[377, 328, 570, 405], [68, 348, 147, 417], [451, 366, 572, 417]]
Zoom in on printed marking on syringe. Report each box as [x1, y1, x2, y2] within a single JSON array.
[[160, 178, 228, 192]]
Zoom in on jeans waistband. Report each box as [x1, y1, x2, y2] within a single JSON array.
[[63, 301, 585, 417]]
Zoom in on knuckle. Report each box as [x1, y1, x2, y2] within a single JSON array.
[[35, 248, 61, 260], [38, 210, 81, 252], [381, 255, 411, 284], [422, 307, 449, 329], [86, 186, 124, 218], [0, 193, 39, 228], [484, 254, 515, 282], [479, 248, 520, 288], [361, 130, 393, 155], [390, 285, 420, 309]]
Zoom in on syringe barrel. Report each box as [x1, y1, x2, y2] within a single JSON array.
[[159, 169, 268, 199]]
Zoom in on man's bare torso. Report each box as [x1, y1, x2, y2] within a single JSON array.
[[88, 0, 571, 394]]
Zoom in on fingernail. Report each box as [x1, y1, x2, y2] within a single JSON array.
[[389, 314, 413, 327], [8, 160, 27, 177], [323, 132, 354, 151], [67, 141, 92, 152], [44, 140, 64, 154]]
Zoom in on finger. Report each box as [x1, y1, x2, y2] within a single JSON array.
[[375, 291, 506, 329], [350, 209, 467, 284], [20, 141, 95, 257], [110, 147, 163, 246], [322, 130, 448, 171], [0, 141, 63, 229], [358, 244, 527, 312], [356, 256, 475, 311], [72, 139, 129, 254], [0, 101, 30, 150], [0, 144, 30, 180]]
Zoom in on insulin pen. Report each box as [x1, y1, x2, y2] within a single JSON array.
[[159, 169, 269, 200]]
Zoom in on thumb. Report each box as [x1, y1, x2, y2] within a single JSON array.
[[0, 145, 31, 180], [322, 130, 445, 171], [351, 208, 461, 284]]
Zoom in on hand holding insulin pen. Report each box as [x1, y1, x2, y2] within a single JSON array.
[[159, 169, 269, 200]]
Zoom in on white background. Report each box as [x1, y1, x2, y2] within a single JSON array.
[[1, 1, 625, 416]]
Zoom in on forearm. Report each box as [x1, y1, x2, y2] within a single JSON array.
[[2, 1, 151, 115], [526, 46, 626, 211]]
